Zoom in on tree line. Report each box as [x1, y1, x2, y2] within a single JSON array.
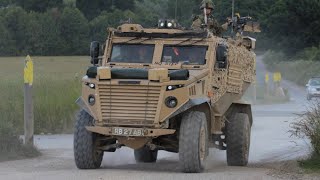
[[0, 0, 318, 56]]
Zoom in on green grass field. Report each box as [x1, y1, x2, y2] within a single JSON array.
[[0, 56, 90, 134]]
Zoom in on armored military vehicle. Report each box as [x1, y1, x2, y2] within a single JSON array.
[[74, 19, 257, 173]]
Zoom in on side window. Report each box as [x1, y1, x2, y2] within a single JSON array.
[[215, 44, 228, 69]]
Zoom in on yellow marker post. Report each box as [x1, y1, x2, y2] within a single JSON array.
[[24, 55, 34, 146], [265, 73, 270, 96], [273, 72, 282, 93], [265, 73, 269, 83], [273, 72, 281, 82]]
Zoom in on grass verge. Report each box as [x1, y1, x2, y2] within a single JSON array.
[[0, 56, 88, 134], [299, 153, 320, 173], [290, 102, 320, 173], [0, 121, 40, 162], [0, 56, 90, 161]]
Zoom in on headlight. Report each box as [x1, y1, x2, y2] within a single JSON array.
[[158, 19, 177, 29], [166, 85, 184, 91], [89, 83, 95, 89], [165, 96, 178, 108], [88, 95, 95, 106], [158, 19, 166, 28], [85, 82, 95, 89]]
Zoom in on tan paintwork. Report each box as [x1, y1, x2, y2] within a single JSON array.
[[148, 68, 169, 82], [86, 126, 176, 137], [80, 23, 256, 149], [97, 67, 111, 80]]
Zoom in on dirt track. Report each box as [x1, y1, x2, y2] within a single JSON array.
[[0, 56, 319, 180]]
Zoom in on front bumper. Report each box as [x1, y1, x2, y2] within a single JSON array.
[[86, 126, 176, 137]]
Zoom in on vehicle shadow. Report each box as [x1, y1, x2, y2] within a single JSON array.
[[103, 159, 180, 173]]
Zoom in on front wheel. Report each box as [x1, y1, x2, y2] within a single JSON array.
[[179, 111, 208, 173], [74, 110, 104, 169], [226, 113, 251, 166]]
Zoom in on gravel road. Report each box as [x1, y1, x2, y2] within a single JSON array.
[[0, 56, 319, 180]]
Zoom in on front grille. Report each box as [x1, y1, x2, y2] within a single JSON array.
[[98, 84, 161, 126]]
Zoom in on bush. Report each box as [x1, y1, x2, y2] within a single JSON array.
[[290, 102, 320, 155], [0, 121, 40, 161], [263, 50, 320, 86]]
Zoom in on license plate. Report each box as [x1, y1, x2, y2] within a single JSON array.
[[112, 127, 144, 136]]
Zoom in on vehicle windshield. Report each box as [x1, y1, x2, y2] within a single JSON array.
[[310, 78, 320, 86], [161, 46, 207, 65], [110, 44, 155, 63]]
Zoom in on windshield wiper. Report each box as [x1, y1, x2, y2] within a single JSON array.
[[173, 37, 206, 46], [185, 37, 206, 46], [136, 37, 152, 44], [174, 38, 193, 46], [122, 36, 142, 43]]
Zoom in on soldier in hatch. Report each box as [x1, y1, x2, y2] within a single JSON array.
[[192, 0, 225, 36]]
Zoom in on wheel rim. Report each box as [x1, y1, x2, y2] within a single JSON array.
[[199, 127, 206, 161]]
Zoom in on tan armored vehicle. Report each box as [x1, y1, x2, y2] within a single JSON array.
[[74, 19, 257, 173]]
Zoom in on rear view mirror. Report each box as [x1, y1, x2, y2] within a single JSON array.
[[90, 41, 100, 65], [216, 44, 228, 69]]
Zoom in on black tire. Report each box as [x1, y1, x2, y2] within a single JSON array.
[[74, 110, 103, 169], [179, 111, 208, 173], [134, 146, 158, 163], [226, 113, 251, 166]]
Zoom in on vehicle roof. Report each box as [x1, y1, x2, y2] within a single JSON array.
[[112, 23, 209, 39]]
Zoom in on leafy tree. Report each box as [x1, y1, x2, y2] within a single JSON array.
[[77, 0, 136, 20], [0, 0, 15, 7], [262, 0, 320, 54], [0, 17, 14, 55], [167, 0, 198, 26], [15, 0, 63, 12], [59, 7, 89, 55], [39, 10, 64, 55], [90, 9, 138, 42], [3, 6, 30, 55], [133, 0, 167, 27]]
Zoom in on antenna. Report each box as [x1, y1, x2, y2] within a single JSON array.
[[231, 0, 235, 33], [232, 0, 235, 18], [175, 0, 178, 20]]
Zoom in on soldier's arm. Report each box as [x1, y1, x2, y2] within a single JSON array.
[[212, 19, 224, 36], [221, 17, 232, 31], [191, 17, 203, 31], [221, 23, 228, 31]]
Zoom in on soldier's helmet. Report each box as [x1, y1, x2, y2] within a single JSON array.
[[200, 0, 214, 10], [235, 13, 241, 18]]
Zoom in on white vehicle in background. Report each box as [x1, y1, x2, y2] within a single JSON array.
[[306, 77, 320, 100]]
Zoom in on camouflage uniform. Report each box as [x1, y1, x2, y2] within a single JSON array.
[[191, 0, 224, 36], [192, 14, 223, 36]]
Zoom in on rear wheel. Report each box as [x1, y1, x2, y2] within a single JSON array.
[[226, 113, 251, 166], [134, 146, 158, 163], [74, 110, 104, 169], [179, 111, 208, 173]]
